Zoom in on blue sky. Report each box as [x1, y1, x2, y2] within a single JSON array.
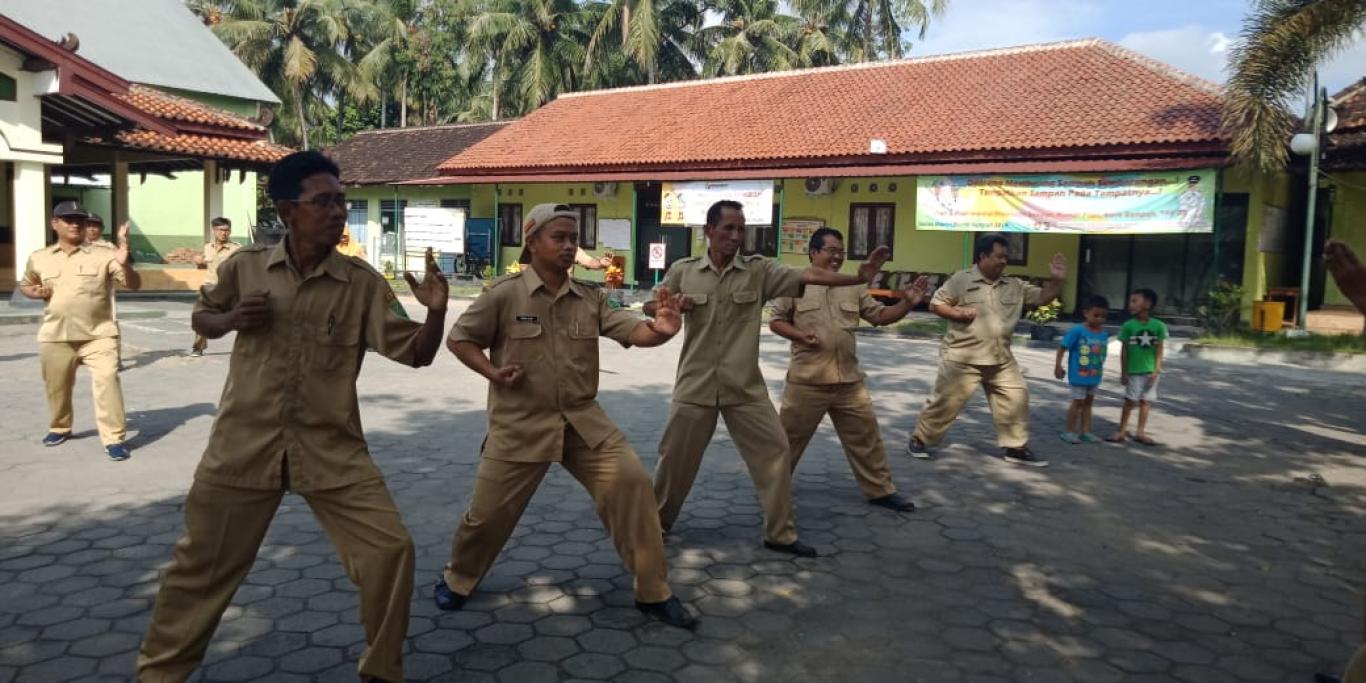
[[908, 0, 1365, 95]]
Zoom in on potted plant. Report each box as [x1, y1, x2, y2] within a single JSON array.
[[1026, 298, 1062, 341]]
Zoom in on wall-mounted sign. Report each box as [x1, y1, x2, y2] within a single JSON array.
[[661, 180, 773, 226], [915, 170, 1217, 234]]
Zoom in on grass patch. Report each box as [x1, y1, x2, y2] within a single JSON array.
[[1193, 332, 1366, 354], [894, 318, 948, 337]]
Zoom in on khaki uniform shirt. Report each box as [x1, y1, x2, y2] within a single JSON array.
[[660, 254, 804, 406], [449, 267, 642, 463], [193, 240, 424, 492], [22, 244, 129, 342], [203, 240, 243, 285], [931, 265, 1043, 365], [772, 285, 884, 385], [88, 239, 115, 250]]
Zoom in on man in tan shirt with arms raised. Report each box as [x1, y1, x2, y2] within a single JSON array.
[[137, 152, 449, 683], [189, 216, 241, 356], [771, 227, 930, 512], [907, 233, 1067, 467], [20, 200, 140, 461], [645, 200, 889, 558]]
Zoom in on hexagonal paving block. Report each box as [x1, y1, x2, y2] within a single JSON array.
[[576, 628, 636, 654], [15, 654, 96, 681], [277, 610, 340, 633], [474, 623, 534, 646], [278, 646, 345, 674], [203, 654, 275, 682], [623, 644, 688, 672], [517, 635, 580, 662], [496, 661, 559, 683], [562, 652, 626, 679]]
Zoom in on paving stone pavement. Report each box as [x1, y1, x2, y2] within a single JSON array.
[[0, 299, 1362, 682]]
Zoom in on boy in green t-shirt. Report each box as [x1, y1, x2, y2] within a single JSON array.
[[1108, 288, 1167, 445]]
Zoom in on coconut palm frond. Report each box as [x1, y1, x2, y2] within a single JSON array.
[[1223, 0, 1366, 172]]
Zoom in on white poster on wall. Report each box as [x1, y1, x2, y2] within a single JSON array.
[[404, 205, 466, 254], [600, 219, 632, 250], [661, 180, 773, 226]]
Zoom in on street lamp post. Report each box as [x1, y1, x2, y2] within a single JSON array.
[[1290, 74, 1328, 330]]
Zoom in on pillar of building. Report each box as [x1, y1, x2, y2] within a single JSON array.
[[12, 160, 48, 283], [203, 159, 224, 239], [109, 154, 129, 227]]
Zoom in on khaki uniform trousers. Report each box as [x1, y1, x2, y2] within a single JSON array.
[[40, 337, 126, 445], [444, 428, 670, 603], [912, 357, 1030, 449], [138, 476, 414, 683], [654, 401, 798, 546], [780, 381, 896, 500]]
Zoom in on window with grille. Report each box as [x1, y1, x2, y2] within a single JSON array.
[[849, 204, 895, 260], [499, 203, 523, 246], [379, 199, 407, 233], [570, 204, 598, 249]]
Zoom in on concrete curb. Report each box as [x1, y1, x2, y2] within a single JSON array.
[[1182, 342, 1366, 372], [0, 308, 167, 326]]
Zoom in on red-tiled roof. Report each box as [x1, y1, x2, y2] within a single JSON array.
[[327, 122, 509, 185], [111, 129, 290, 164], [119, 85, 266, 133], [438, 39, 1228, 177], [1327, 77, 1366, 170]]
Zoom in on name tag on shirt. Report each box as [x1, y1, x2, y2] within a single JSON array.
[[516, 315, 539, 323]]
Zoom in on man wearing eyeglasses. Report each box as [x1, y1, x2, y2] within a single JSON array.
[[189, 216, 241, 357], [138, 151, 449, 683], [770, 227, 929, 513]]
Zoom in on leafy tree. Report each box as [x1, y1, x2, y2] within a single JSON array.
[[794, 0, 948, 62], [1223, 0, 1366, 172]]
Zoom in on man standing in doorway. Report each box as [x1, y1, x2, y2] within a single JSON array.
[[646, 200, 890, 557], [20, 201, 140, 461], [138, 152, 449, 683], [907, 233, 1067, 467], [190, 217, 242, 356], [770, 227, 930, 512]]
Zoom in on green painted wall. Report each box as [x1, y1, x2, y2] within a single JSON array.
[[489, 183, 636, 283], [1223, 165, 1295, 317], [1325, 170, 1366, 308]]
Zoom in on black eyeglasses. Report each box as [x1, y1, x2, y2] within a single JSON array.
[[818, 247, 847, 257]]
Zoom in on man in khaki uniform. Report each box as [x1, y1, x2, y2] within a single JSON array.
[[84, 212, 115, 250], [907, 233, 1067, 468], [20, 201, 140, 461], [646, 200, 889, 558], [770, 228, 930, 513], [189, 216, 242, 356], [436, 203, 696, 629], [138, 152, 449, 683]]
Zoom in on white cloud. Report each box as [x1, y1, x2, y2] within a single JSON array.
[[1119, 25, 1231, 83]]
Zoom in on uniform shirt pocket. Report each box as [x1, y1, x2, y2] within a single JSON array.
[[838, 301, 861, 330], [505, 322, 545, 364], [730, 290, 759, 320], [311, 323, 360, 370]]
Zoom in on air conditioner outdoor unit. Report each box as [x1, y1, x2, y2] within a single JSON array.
[[593, 182, 618, 198], [804, 177, 837, 196]]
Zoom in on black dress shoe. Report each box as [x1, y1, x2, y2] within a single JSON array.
[[433, 578, 468, 611], [763, 540, 819, 558], [906, 437, 932, 459], [869, 493, 916, 513], [1003, 446, 1049, 468], [636, 596, 697, 630]]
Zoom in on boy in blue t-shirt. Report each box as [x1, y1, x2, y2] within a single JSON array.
[[1054, 296, 1110, 444]]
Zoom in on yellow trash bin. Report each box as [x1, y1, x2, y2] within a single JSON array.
[[1252, 300, 1285, 333]]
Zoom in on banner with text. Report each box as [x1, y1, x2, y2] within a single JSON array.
[[914, 170, 1217, 234], [661, 180, 773, 226], [404, 203, 466, 254]]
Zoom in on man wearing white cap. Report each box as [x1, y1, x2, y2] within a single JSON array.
[[436, 203, 697, 629]]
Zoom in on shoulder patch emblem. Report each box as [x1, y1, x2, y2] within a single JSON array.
[[385, 289, 410, 320]]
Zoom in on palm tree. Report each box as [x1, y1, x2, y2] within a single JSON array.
[[459, 0, 592, 120], [700, 0, 802, 77], [585, 0, 705, 85], [208, 0, 370, 149], [794, 0, 949, 62], [1223, 0, 1366, 172]]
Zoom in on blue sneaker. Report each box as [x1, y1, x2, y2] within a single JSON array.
[[42, 432, 69, 447], [105, 444, 131, 462], [433, 579, 468, 611]]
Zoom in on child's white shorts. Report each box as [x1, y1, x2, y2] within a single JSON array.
[[1124, 374, 1160, 402]]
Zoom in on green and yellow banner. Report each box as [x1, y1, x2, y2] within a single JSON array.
[[915, 170, 1216, 234]]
